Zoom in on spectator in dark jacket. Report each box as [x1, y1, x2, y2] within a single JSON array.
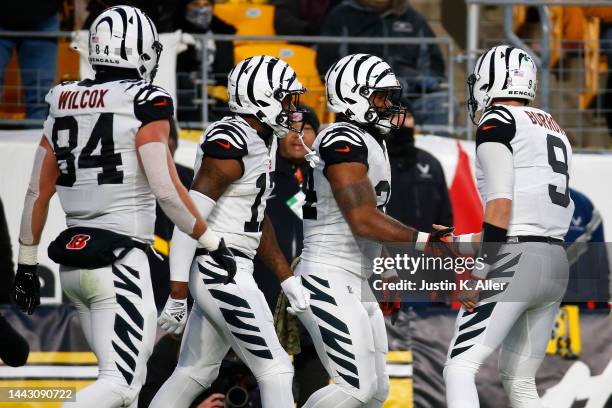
[[0, 0, 63, 119], [317, 0, 453, 127], [176, 0, 236, 123], [273, 0, 342, 36], [83, 0, 180, 33], [386, 113, 452, 231], [385, 112, 454, 305]]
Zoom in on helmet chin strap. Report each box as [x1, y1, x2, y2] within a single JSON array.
[[297, 131, 319, 168]]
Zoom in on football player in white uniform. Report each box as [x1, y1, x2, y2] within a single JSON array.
[[444, 45, 574, 408], [297, 53, 454, 408], [10, 6, 235, 408], [150, 56, 311, 408]]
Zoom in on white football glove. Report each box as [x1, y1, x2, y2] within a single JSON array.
[[281, 276, 310, 315], [158, 296, 188, 334]]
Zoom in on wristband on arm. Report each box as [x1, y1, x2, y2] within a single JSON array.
[[472, 222, 507, 279]]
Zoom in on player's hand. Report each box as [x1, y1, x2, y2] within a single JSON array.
[[12, 264, 40, 315], [379, 276, 401, 325], [196, 393, 225, 408], [419, 225, 456, 257], [457, 278, 482, 312], [281, 276, 310, 315], [209, 238, 237, 284], [158, 295, 188, 334]]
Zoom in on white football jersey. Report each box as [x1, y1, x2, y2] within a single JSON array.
[[42, 78, 175, 241], [301, 122, 391, 276], [475, 104, 574, 239], [194, 116, 277, 258]]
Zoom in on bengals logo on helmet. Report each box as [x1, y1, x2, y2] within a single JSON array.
[[66, 234, 91, 250]]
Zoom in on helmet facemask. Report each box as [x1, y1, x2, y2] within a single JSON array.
[[467, 72, 490, 125], [361, 85, 407, 134], [267, 88, 306, 138], [139, 40, 163, 82], [467, 73, 480, 125]]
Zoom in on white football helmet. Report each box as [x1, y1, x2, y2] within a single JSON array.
[[325, 54, 405, 133], [88, 6, 163, 82], [468, 45, 537, 123], [227, 55, 305, 138]]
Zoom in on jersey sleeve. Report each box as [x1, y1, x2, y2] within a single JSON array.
[[133, 84, 174, 126], [475, 105, 516, 153], [319, 125, 369, 174], [200, 121, 249, 160], [476, 107, 516, 202]]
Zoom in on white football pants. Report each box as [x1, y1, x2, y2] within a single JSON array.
[[295, 260, 389, 408], [149, 254, 294, 408], [60, 248, 156, 408], [444, 242, 569, 408]]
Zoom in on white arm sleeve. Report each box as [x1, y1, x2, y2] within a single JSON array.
[[138, 142, 197, 235], [19, 145, 46, 246], [477, 142, 514, 202], [169, 191, 216, 282]]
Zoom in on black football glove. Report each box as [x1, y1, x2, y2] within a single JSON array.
[[208, 238, 237, 284], [12, 264, 40, 315], [423, 227, 457, 257], [429, 227, 454, 242]]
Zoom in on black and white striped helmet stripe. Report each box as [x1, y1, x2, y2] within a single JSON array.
[[227, 55, 304, 137], [89, 6, 160, 81], [325, 53, 401, 125]]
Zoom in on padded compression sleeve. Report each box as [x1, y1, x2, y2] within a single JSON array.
[[19, 145, 46, 246], [477, 142, 514, 202], [169, 191, 217, 283], [138, 142, 199, 235]]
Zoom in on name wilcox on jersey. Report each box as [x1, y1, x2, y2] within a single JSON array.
[[42, 78, 174, 241], [57, 89, 108, 109]]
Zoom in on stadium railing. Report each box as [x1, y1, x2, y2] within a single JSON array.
[[466, 0, 612, 147], [0, 25, 610, 147], [0, 31, 458, 137]]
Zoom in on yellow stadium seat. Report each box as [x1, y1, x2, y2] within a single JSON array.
[[233, 44, 331, 122], [213, 3, 279, 46]]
